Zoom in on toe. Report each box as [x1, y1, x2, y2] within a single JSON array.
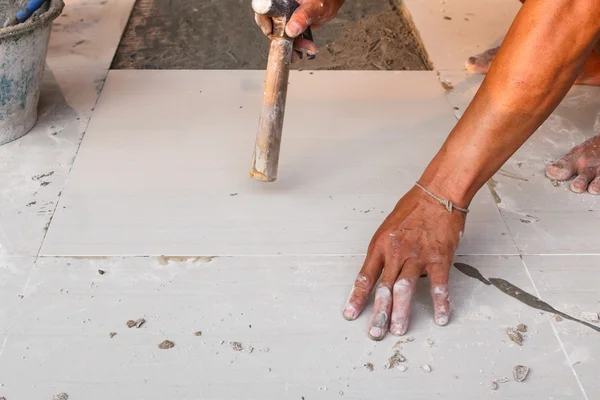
[[546, 157, 575, 181], [465, 47, 498, 74], [588, 176, 600, 194], [570, 169, 594, 193]]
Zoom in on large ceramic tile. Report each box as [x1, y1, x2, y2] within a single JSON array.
[[0, 256, 35, 329], [47, 0, 136, 70], [0, 68, 102, 256], [40, 70, 515, 256], [401, 0, 520, 71], [525, 255, 600, 398], [0, 255, 583, 399], [445, 75, 600, 254]]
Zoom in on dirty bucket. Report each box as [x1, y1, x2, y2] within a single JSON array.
[[0, 0, 64, 145]]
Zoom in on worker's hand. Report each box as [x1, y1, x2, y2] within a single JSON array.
[[254, 0, 345, 61], [343, 185, 466, 340]]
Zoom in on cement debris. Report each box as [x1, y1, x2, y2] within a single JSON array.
[[246, 345, 255, 354], [98, 269, 105, 275], [426, 338, 434, 347], [581, 312, 599, 323], [495, 377, 509, 384], [441, 80, 453, 90], [194, 331, 202, 336], [516, 323, 528, 332], [52, 394, 68, 400], [513, 365, 530, 382], [506, 328, 524, 346], [488, 381, 499, 390], [397, 364, 408, 372], [126, 318, 146, 329], [365, 363, 374, 371], [109, 332, 117, 338], [384, 351, 406, 369], [421, 365, 432, 373], [393, 337, 414, 350], [159, 340, 175, 349], [231, 342, 243, 351]]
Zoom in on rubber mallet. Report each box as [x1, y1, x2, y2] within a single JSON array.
[[250, 0, 313, 182]]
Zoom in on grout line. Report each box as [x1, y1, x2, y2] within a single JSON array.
[[517, 256, 589, 400], [34, 252, 522, 259]]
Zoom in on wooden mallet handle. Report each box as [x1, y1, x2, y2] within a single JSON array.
[[250, 0, 302, 182]]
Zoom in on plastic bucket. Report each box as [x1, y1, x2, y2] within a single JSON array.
[[0, 0, 64, 145]]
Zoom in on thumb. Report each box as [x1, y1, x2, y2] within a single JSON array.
[[285, 1, 318, 38]]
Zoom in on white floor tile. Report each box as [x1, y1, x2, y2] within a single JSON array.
[[47, 0, 136, 71], [525, 256, 600, 398], [0, 255, 584, 399], [444, 75, 600, 254], [40, 70, 515, 256], [402, 0, 519, 71]]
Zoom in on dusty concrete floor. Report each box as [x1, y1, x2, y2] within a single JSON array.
[[111, 0, 430, 70]]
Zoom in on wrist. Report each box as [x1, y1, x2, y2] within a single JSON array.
[[417, 151, 484, 209]]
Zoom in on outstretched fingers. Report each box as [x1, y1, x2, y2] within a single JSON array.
[[343, 251, 383, 321], [429, 263, 451, 327], [389, 262, 421, 336]]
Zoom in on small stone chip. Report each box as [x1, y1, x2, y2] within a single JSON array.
[[384, 351, 406, 369], [98, 269, 105, 275], [194, 331, 202, 336], [496, 376, 509, 384], [52, 393, 69, 400], [555, 315, 563, 322], [488, 381, 499, 390], [421, 365, 432, 373], [365, 363, 374, 371], [513, 365, 530, 382], [109, 332, 117, 338], [126, 318, 146, 328], [397, 364, 408, 372], [516, 323, 528, 332], [231, 342, 243, 351], [158, 340, 175, 349], [506, 328, 524, 345]]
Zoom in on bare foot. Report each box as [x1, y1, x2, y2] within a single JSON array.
[[546, 134, 600, 194], [465, 46, 499, 74], [466, 46, 600, 86]]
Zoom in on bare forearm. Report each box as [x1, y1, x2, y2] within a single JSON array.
[[420, 0, 600, 206]]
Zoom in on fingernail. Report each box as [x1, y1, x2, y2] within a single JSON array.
[[368, 326, 383, 340], [286, 21, 302, 37], [343, 305, 357, 321], [390, 323, 406, 336], [435, 315, 449, 326]]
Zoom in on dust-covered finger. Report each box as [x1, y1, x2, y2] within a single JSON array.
[[428, 263, 451, 327], [389, 262, 422, 336], [343, 251, 383, 321], [367, 284, 393, 341], [254, 13, 272, 36]]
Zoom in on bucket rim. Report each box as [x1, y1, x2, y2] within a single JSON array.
[[0, 0, 65, 40]]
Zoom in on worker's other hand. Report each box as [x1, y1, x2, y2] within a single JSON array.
[[254, 0, 345, 61], [343, 185, 466, 340]]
